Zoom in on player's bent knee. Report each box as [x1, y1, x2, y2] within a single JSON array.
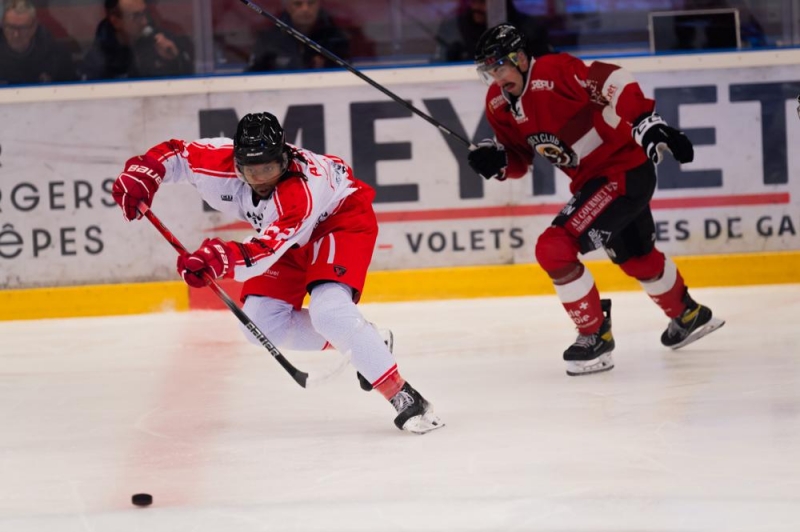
[[617, 249, 666, 280], [535, 226, 581, 276], [308, 282, 365, 343], [239, 296, 295, 345]]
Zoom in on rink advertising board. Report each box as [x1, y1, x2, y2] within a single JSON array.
[[1, 51, 800, 312]]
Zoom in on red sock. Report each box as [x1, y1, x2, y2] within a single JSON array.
[[553, 265, 604, 334], [649, 275, 687, 318], [561, 284, 604, 334], [373, 366, 405, 400], [640, 258, 687, 318]]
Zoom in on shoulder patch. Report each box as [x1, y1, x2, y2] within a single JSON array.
[[489, 94, 506, 110]]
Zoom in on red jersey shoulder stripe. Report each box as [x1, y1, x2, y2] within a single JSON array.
[[273, 176, 313, 223], [185, 141, 237, 178]]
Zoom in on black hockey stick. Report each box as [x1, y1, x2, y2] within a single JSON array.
[[138, 203, 311, 388], [238, 0, 475, 149]]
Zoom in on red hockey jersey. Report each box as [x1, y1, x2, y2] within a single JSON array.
[[484, 53, 654, 192]]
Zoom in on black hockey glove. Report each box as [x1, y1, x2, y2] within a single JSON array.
[[633, 113, 694, 165], [468, 139, 507, 180]]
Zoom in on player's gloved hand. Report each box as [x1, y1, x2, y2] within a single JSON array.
[[633, 113, 694, 165], [176, 238, 235, 288], [468, 139, 507, 180], [112, 155, 165, 221]]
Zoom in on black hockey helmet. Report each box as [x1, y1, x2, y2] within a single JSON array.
[[474, 24, 527, 83], [233, 112, 287, 169]]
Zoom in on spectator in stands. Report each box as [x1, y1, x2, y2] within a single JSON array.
[[434, 0, 553, 63], [0, 0, 77, 85], [81, 0, 193, 80], [248, 0, 350, 72]]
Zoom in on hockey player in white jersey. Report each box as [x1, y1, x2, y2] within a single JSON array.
[[111, 112, 443, 434]]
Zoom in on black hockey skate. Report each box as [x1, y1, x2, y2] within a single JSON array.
[[661, 291, 725, 349], [564, 299, 615, 376], [356, 327, 394, 391], [390, 382, 444, 434]]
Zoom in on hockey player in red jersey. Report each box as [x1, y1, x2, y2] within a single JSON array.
[[112, 112, 443, 433], [468, 24, 724, 376]]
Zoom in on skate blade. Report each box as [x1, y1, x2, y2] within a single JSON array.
[[670, 317, 725, 350], [401, 411, 445, 434], [566, 353, 615, 376]]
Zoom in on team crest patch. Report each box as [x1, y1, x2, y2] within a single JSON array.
[[527, 132, 579, 168], [333, 265, 347, 277]]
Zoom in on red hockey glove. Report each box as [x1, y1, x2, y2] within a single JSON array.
[[468, 139, 507, 180], [176, 238, 236, 288], [112, 155, 165, 221], [633, 113, 694, 165]]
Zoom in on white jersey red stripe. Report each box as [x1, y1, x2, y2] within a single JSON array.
[[143, 138, 364, 282]]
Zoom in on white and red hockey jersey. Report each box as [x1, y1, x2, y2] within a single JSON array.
[[144, 138, 372, 282], [485, 53, 654, 192]]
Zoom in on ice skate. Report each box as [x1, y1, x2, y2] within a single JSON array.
[[390, 382, 444, 434], [564, 299, 615, 376], [356, 326, 394, 391], [661, 292, 725, 349]]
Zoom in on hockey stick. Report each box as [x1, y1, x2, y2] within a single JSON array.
[[138, 203, 326, 388], [238, 0, 475, 149]]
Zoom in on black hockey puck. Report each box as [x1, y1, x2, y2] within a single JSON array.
[[132, 493, 153, 506]]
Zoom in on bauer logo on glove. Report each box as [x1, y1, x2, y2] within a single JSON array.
[[177, 238, 237, 288], [112, 155, 166, 221], [125, 163, 164, 184]]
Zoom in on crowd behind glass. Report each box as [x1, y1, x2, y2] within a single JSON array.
[[0, 0, 792, 86]]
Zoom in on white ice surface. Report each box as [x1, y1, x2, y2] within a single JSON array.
[[1, 285, 798, 531]]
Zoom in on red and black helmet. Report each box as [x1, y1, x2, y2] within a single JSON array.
[[474, 24, 527, 84], [475, 24, 526, 68]]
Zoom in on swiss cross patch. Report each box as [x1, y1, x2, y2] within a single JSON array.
[[333, 265, 347, 277]]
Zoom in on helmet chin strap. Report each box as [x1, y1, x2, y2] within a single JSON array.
[[518, 51, 532, 83], [519, 66, 529, 85], [506, 53, 532, 104]]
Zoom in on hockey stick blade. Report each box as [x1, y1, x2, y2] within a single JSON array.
[[137, 203, 310, 388], [303, 352, 352, 388], [237, 0, 475, 149]]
